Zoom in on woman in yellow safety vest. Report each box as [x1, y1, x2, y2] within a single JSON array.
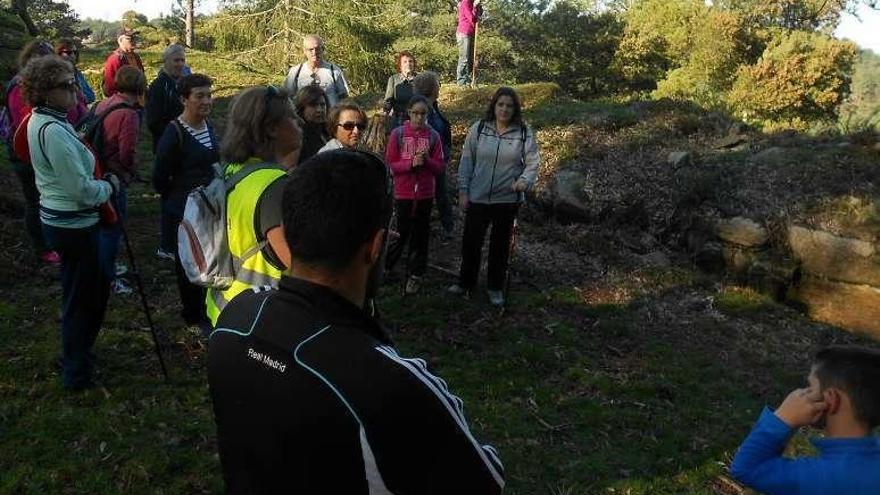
[[206, 86, 303, 325]]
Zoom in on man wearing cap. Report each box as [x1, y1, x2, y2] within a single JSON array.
[[102, 28, 145, 97], [282, 34, 350, 107]]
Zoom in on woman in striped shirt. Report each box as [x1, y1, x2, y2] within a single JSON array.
[[152, 73, 219, 335]]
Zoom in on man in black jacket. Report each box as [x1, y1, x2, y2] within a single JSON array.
[[208, 149, 504, 494], [145, 44, 187, 150]]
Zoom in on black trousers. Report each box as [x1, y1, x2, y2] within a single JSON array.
[[42, 223, 110, 388], [458, 202, 519, 291], [386, 199, 433, 277]]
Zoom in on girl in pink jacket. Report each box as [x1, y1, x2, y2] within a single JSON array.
[[384, 95, 445, 294]]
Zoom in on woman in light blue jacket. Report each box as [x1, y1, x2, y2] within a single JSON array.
[[22, 55, 116, 390], [448, 87, 540, 306]]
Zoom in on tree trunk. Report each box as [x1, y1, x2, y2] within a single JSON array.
[[12, 0, 39, 36], [185, 0, 194, 47]]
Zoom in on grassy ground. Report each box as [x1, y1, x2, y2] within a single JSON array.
[[0, 50, 875, 494]]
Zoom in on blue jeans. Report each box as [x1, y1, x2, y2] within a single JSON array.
[[42, 223, 110, 388], [456, 33, 474, 86], [99, 187, 127, 280]]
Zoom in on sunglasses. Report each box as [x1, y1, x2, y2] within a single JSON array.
[[338, 122, 366, 131], [52, 79, 77, 92]]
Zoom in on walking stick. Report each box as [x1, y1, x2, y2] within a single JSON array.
[[118, 217, 170, 383], [502, 191, 524, 311], [471, 22, 479, 89]]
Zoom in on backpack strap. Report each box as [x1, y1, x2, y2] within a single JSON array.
[[171, 119, 184, 149], [36, 120, 59, 165], [225, 162, 285, 194], [330, 63, 337, 86], [292, 64, 303, 92]]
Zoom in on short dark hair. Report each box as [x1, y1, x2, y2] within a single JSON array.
[[483, 86, 523, 126], [326, 100, 366, 137], [813, 345, 880, 428], [177, 73, 213, 98], [294, 85, 330, 116], [407, 94, 430, 110], [412, 71, 439, 100], [18, 39, 54, 70], [282, 150, 393, 271]]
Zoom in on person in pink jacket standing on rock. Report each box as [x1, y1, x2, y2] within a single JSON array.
[[385, 95, 445, 294]]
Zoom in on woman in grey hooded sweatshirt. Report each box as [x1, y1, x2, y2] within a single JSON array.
[[448, 86, 540, 306]]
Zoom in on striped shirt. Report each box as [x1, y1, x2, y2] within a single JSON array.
[[177, 117, 213, 149]]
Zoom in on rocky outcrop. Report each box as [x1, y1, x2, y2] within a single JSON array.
[[552, 169, 589, 220], [788, 277, 880, 339], [788, 226, 880, 286], [716, 217, 769, 248]]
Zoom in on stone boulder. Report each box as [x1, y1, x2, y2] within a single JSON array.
[[788, 276, 880, 338], [667, 151, 692, 168], [788, 226, 880, 286], [552, 169, 589, 220], [751, 147, 790, 167], [715, 217, 769, 248]]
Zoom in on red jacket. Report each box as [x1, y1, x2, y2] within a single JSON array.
[[102, 49, 144, 97], [385, 121, 445, 200], [7, 79, 87, 132], [95, 94, 140, 184]]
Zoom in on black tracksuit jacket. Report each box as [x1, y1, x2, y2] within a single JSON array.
[[208, 276, 505, 494]]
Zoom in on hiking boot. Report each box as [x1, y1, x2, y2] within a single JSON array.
[[114, 261, 129, 277], [111, 278, 133, 296], [40, 250, 61, 265], [405, 276, 421, 295], [487, 290, 505, 307], [447, 284, 467, 296], [155, 247, 176, 261]]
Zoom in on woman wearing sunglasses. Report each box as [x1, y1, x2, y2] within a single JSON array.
[[318, 100, 367, 153], [55, 39, 95, 104], [21, 55, 116, 390]]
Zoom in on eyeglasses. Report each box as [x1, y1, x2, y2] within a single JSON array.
[[52, 79, 77, 92], [338, 122, 366, 131]]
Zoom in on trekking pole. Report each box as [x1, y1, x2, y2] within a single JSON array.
[[502, 191, 524, 311], [117, 216, 170, 383], [471, 22, 479, 89]]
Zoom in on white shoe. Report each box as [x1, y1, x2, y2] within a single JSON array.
[[487, 290, 504, 306], [156, 248, 176, 261], [111, 279, 133, 295], [405, 276, 421, 295], [114, 262, 128, 277]]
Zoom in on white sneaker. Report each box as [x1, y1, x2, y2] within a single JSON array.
[[114, 262, 128, 277], [405, 276, 421, 295], [446, 284, 466, 295], [487, 290, 504, 307], [156, 248, 176, 261], [111, 279, 134, 295]]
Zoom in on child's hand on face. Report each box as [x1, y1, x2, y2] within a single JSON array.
[[775, 387, 828, 428]]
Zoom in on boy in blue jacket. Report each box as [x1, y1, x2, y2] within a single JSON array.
[[730, 345, 880, 495]]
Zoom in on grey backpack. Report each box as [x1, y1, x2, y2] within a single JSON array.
[[178, 162, 283, 288]]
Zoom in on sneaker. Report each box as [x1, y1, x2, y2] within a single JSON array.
[[111, 278, 134, 295], [39, 250, 61, 264], [487, 290, 505, 307], [446, 284, 467, 296], [156, 248, 176, 261], [405, 275, 421, 295], [114, 261, 129, 277]]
